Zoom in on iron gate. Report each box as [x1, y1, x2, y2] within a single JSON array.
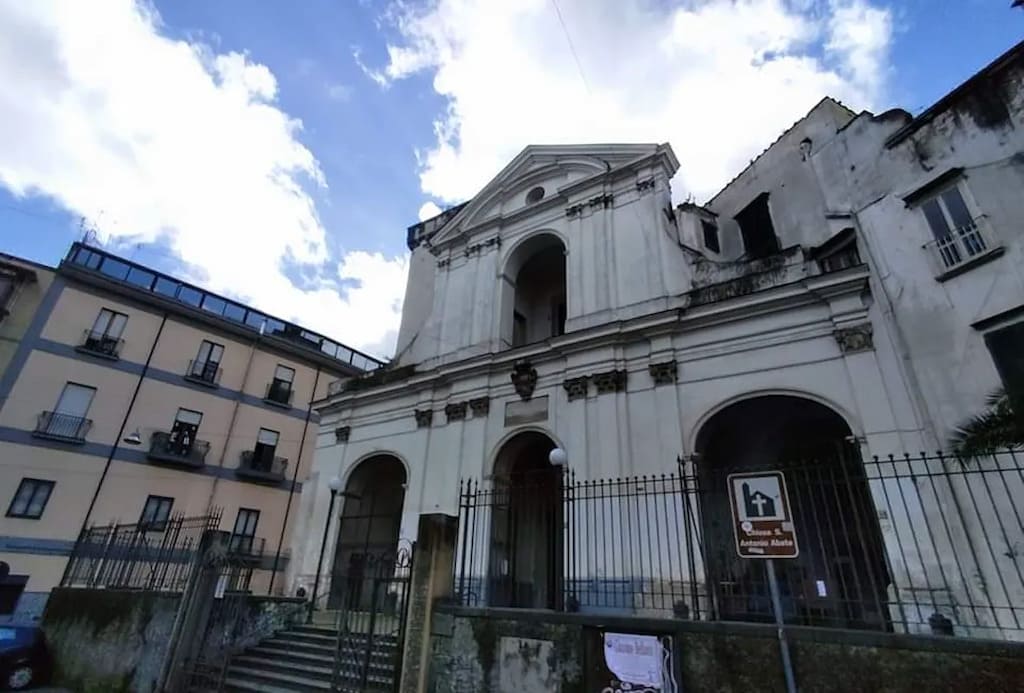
[[331, 540, 414, 692]]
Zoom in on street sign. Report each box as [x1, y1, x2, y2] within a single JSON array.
[[727, 471, 799, 559]]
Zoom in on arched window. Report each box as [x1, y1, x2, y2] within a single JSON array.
[[502, 234, 566, 348]]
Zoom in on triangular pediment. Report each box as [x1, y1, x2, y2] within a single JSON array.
[[429, 143, 666, 247]]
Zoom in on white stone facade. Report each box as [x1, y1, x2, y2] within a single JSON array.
[[289, 45, 1024, 637]]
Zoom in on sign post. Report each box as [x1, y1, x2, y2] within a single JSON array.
[[727, 471, 799, 693]]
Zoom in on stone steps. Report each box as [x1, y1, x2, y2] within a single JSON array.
[[222, 624, 400, 693]]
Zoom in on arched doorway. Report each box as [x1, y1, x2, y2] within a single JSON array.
[[502, 234, 567, 347], [329, 455, 406, 608], [489, 431, 563, 609], [694, 395, 891, 630]]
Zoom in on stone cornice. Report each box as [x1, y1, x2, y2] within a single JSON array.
[[315, 265, 871, 414]]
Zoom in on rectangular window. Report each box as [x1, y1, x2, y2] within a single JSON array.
[[735, 192, 780, 259], [139, 495, 174, 530], [37, 383, 95, 440], [920, 184, 988, 269], [7, 478, 55, 519], [231, 508, 260, 553], [190, 340, 224, 383], [253, 428, 280, 469], [702, 220, 721, 253], [169, 408, 203, 455], [84, 308, 128, 357], [267, 365, 295, 405], [985, 321, 1024, 401], [54, 382, 95, 418]]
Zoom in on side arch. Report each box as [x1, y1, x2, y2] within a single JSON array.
[[687, 388, 863, 456]]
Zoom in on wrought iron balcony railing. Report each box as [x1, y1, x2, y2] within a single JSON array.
[[185, 359, 221, 387], [923, 218, 1000, 277], [33, 411, 92, 443], [263, 380, 293, 407], [227, 534, 266, 561], [147, 431, 210, 469], [76, 330, 123, 359], [236, 450, 288, 483]]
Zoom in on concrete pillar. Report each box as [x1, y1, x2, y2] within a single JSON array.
[[399, 513, 459, 693]]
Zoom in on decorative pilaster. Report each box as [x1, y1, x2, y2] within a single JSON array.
[[414, 409, 433, 428], [563, 376, 590, 401], [468, 397, 490, 416], [593, 369, 628, 394], [834, 323, 874, 353], [648, 360, 677, 385], [444, 402, 467, 423]]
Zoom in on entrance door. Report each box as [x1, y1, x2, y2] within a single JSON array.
[[695, 396, 890, 630], [489, 432, 563, 609]]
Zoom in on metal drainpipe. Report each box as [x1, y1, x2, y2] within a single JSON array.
[[268, 366, 321, 594], [203, 331, 260, 513], [67, 311, 169, 580]]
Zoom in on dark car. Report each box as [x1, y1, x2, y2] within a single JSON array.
[[0, 626, 50, 691]]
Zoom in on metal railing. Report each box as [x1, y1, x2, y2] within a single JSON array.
[[454, 449, 1024, 640], [77, 329, 123, 358], [185, 359, 221, 386], [237, 450, 288, 482], [62, 511, 223, 591], [33, 411, 92, 443], [924, 219, 996, 273], [148, 430, 211, 468], [264, 380, 293, 406]]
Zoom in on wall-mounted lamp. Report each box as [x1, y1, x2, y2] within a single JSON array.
[[123, 429, 142, 445], [548, 447, 568, 467]]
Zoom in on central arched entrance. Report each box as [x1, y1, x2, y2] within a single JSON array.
[[694, 395, 891, 630], [329, 455, 406, 609], [488, 431, 563, 609]]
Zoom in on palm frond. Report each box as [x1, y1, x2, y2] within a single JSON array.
[[949, 388, 1024, 457]]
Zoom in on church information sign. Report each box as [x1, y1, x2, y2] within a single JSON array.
[[727, 471, 799, 559]]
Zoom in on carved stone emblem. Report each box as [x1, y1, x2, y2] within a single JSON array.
[[563, 376, 590, 401], [511, 361, 539, 401], [445, 401, 468, 423], [469, 397, 490, 416], [834, 323, 874, 354], [414, 409, 433, 428], [648, 360, 677, 385], [593, 369, 628, 394], [334, 426, 351, 443]]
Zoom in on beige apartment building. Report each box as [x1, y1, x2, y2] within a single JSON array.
[[0, 242, 382, 624]]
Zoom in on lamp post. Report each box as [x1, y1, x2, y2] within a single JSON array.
[[308, 475, 342, 623]]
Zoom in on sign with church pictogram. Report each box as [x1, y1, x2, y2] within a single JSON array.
[[727, 471, 799, 559]]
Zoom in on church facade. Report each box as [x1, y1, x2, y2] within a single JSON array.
[[290, 42, 1024, 639]]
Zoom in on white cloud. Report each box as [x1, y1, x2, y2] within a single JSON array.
[[326, 82, 353, 102], [417, 200, 442, 221], [0, 0, 406, 358], [369, 0, 892, 202]]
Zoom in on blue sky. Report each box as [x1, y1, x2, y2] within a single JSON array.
[[0, 0, 1020, 356]]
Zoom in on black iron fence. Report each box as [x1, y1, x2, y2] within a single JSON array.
[[58, 511, 270, 592], [454, 449, 1024, 640]]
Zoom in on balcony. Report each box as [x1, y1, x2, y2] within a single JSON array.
[[924, 219, 1004, 280], [263, 380, 293, 408], [76, 330, 123, 359], [184, 359, 221, 388], [236, 450, 288, 484], [147, 431, 210, 469], [33, 411, 92, 444]]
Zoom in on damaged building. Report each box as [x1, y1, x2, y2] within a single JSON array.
[[289, 39, 1024, 659]]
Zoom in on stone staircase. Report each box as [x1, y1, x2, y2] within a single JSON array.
[[222, 623, 401, 692]]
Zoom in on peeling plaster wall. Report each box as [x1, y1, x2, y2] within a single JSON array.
[[429, 607, 1024, 693]]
